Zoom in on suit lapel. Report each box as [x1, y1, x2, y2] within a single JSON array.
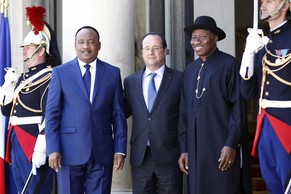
[[135, 69, 148, 113], [70, 58, 90, 102], [92, 59, 105, 103], [151, 66, 172, 112]]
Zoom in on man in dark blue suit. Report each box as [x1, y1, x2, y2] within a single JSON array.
[[124, 32, 183, 194], [45, 26, 127, 194]]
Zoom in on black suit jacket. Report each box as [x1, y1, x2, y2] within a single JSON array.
[[124, 66, 182, 167]]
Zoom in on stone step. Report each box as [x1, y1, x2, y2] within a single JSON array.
[[111, 189, 132, 194]]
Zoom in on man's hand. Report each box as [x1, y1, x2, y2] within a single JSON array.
[[218, 146, 236, 171], [113, 154, 125, 172], [178, 153, 189, 175], [48, 152, 62, 172]]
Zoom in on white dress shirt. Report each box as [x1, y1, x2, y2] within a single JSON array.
[[78, 58, 97, 102], [142, 65, 165, 108]]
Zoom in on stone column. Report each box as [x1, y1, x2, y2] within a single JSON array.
[[7, 0, 32, 72], [62, 0, 135, 191], [62, 0, 134, 79], [8, 0, 58, 72]]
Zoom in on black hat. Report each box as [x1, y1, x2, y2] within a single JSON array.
[[184, 15, 226, 41]]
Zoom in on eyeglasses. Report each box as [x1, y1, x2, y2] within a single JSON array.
[[142, 46, 163, 52], [191, 34, 209, 42], [76, 40, 96, 47]]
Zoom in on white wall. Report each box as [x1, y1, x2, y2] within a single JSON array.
[[194, 0, 236, 57], [62, 0, 135, 79]]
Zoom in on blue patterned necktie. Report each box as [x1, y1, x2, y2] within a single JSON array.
[[147, 72, 157, 111], [83, 64, 91, 96]]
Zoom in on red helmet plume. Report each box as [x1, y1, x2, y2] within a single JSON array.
[[25, 6, 46, 35]]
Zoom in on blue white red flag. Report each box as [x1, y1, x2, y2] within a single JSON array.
[[0, 5, 17, 194]]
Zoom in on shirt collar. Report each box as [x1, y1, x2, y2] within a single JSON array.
[[145, 64, 165, 77], [78, 58, 97, 69], [28, 62, 49, 72], [270, 20, 287, 32]]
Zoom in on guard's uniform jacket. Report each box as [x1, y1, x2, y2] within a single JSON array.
[[1, 63, 52, 163]]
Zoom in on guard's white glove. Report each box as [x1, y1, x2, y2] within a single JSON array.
[[0, 67, 20, 106], [4, 67, 19, 83], [240, 52, 255, 80], [240, 28, 269, 80], [32, 134, 47, 175]]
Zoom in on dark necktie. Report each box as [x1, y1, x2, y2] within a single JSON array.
[[83, 64, 91, 96], [147, 73, 157, 111]]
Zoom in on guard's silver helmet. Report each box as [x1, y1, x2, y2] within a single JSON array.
[[20, 6, 51, 55], [21, 27, 51, 55]]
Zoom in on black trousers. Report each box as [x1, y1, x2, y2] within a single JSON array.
[[131, 147, 183, 194]]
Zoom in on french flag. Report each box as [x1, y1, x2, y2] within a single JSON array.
[[0, 4, 17, 194]]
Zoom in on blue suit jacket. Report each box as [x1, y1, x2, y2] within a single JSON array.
[[45, 57, 127, 166]]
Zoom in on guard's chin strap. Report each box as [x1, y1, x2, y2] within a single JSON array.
[[23, 44, 45, 63], [260, 0, 287, 21]]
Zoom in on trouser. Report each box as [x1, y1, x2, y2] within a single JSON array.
[[11, 130, 54, 194], [131, 147, 183, 194], [57, 152, 113, 194], [258, 117, 291, 194]]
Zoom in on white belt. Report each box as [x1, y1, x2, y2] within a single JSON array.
[[9, 116, 42, 125], [260, 99, 291, 109]]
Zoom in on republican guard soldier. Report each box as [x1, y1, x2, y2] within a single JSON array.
[[240, 0, 291, 193], [0, 6, 61, 194]]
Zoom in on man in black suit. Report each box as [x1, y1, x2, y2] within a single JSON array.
[[124, 32, 183, 194]]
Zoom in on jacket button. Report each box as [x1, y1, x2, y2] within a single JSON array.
[[148, 118, 151, 121]]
